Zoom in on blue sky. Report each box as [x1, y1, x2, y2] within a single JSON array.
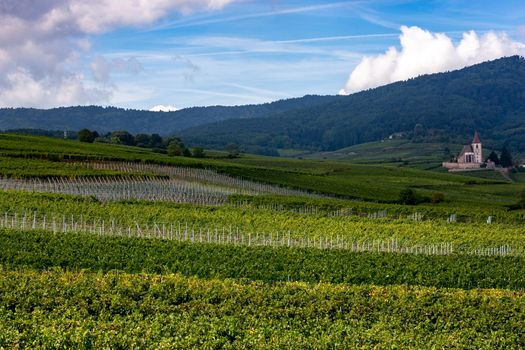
[[1, 0, 524, 110]]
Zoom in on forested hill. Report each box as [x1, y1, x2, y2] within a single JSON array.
[[182, 56, 525, 153], [0, 95, 340, 135], [2, 56, 525, 154]]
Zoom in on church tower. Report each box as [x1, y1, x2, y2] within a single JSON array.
[[471, 131, 482, 163]]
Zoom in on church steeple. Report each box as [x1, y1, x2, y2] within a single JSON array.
[[471, 131, 482, 163], [472, 130, 481, 144]]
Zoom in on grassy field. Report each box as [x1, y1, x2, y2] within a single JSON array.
[[302, 139, 458, 168], [1, 133, 525, 347], [1, 133, 523, 207]]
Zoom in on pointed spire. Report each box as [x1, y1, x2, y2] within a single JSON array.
[[472, 130, 481, 144]]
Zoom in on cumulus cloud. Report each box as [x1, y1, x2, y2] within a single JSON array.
[[150, 104, 177, 112], [340, 26, 525, 95], [0, 0, 235, 107]]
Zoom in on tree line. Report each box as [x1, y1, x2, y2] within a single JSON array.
[[486, 146, 514, 167], [78, 129, 241, 159]]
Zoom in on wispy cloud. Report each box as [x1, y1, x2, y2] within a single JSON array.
[[351, 4, 401, 29], [148, 1, 360, 31], [166, 35, 372, 60], [269, 33, 399, 44], [220, 82, 294, 99], [172, 88, 271, 104]]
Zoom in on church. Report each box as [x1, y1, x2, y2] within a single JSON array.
[[442, 131, 487, 171]]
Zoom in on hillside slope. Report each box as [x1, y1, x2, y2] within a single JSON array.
[[182, 56, 525, 153], [0, 95, 340, 135]]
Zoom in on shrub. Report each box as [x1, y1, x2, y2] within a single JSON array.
[[399, 188, 417, 205], [78, 129, 97, 143], [192, 147, 205, 158], [431, 193, 445, 204]]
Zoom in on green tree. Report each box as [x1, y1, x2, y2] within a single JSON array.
[[183, 148, 192, 157], [487, 151, 500, 165], [192, 147, 205, 158], [167, 141, 184, 156], [225, 143, 240, 158], [78, 129, 96, 143], [500, 146, 513, 167], [399, 188, 417, 205], [111, 131, 135, 146], [134, 134, 151, 147], [149, 134, 164, 148]]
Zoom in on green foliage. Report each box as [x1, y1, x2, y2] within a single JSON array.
[[399, 188, 417, 205], [225, 143, 240, 158], [1, 229, 525, 290], [2, 124, 525, 347], [192, 147, 205, 158], [517, 188, 525, 209], [134, 133, 152, 147], [110, 130, 135, 146], [165, 136, 193, 157], [1, 132, 524, 210], [500, 145, 514, 167], [77, 128, 98, 143], [431, 192, 445, 204], [0, 156, 128, 178], [487, 150, 500, 165], [1, 269, 523, 349], [2, 190, 525, 249], [5, 128, 77, 139], [167, 140, 184, 156]]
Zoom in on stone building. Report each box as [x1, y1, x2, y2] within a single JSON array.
[[443, 131, 485, 171]]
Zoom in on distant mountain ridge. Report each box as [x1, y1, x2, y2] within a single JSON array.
[[2, 56, 525, 155], [181, 56, 525, 153], [0, 95, 341, 135]]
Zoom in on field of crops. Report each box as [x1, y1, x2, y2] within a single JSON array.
[[2, 269, 523, 349], [1, 133, 525, 347], [2, 191, 525, 251], [0, 133, 522, 207]]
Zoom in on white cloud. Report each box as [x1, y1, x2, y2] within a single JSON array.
[[0, 70, 111, 108], [150, 104, 177, 112], [340, 26, 525, 95], [67, 0, 235, 33], [0, 0, 235, 108]]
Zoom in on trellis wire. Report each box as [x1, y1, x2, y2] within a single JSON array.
[[81, 161, 318, 198], [0, 210, 517, 257], [0, 176, 246, 205]]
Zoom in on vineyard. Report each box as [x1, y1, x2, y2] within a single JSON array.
[[0, 209, 519, 257], [1, 133, 525, 347], [2, 269, 523, 349], [0, 162, 316, 204]]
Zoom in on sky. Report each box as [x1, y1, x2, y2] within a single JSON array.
[[0, 0, 524, 111]]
